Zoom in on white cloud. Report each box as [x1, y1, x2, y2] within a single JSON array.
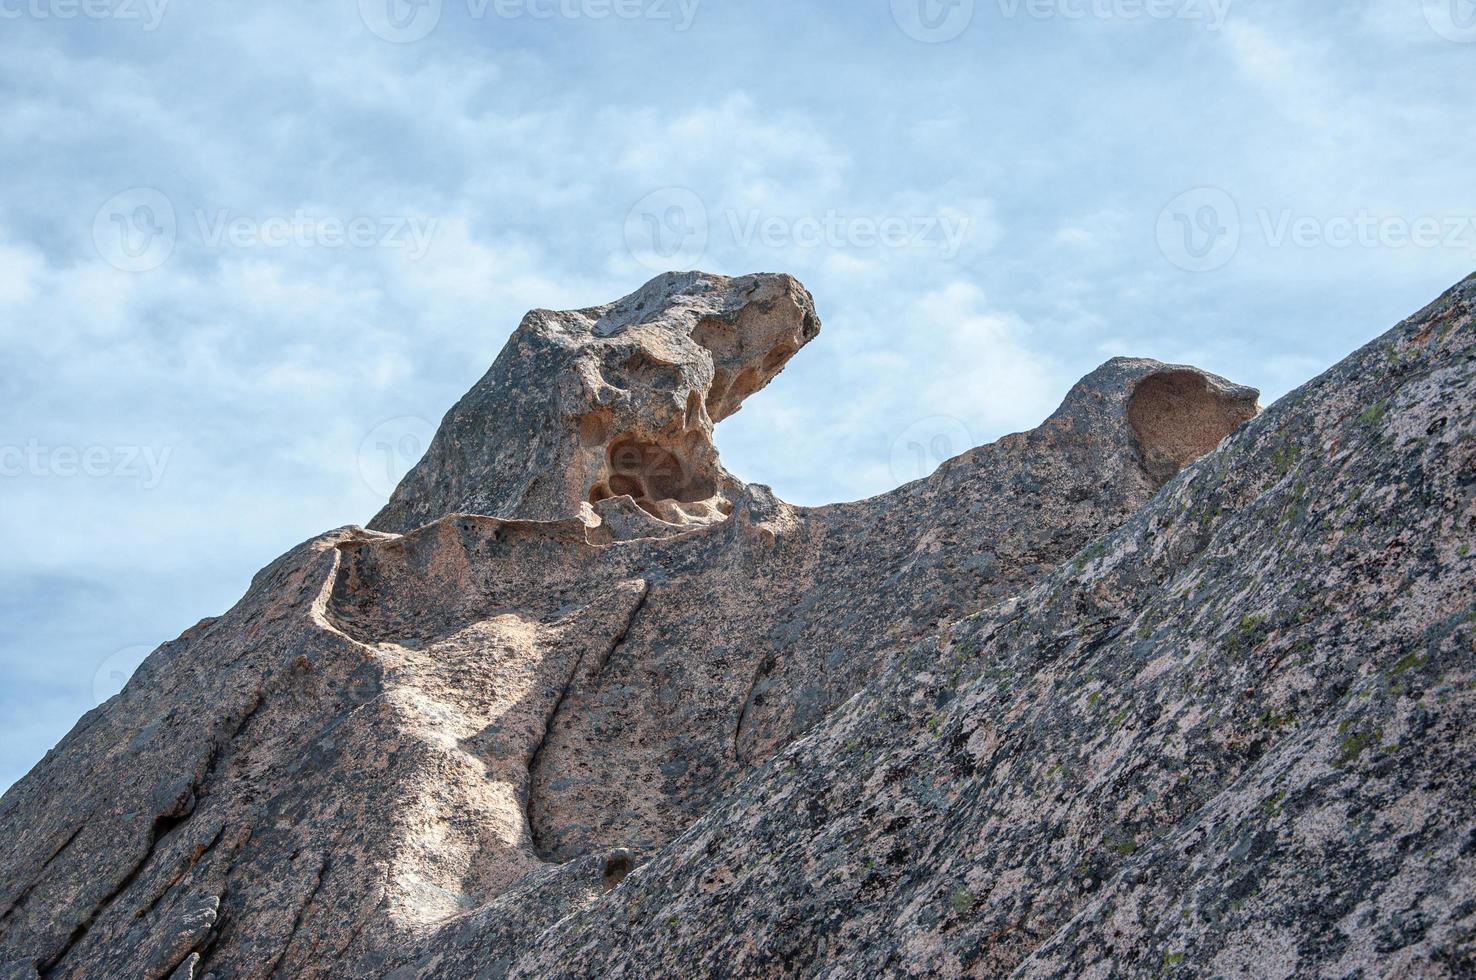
[[908, 282, 1060, 435], [0, 241, 44, 305]]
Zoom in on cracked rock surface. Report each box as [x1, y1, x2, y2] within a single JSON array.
[[3, 270, 1471, 978]]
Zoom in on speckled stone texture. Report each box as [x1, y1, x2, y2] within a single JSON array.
[[2, 270, 1471, 979], [371, 271, 822, 536]]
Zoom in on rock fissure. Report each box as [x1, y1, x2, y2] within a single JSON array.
[[37, 835, 157, 976], [527, 580, 651, 862], [0, 822, 87, 925], [134, 820, 228, 926], [264, 851, 331, 979], [732, 654, 776, 764]]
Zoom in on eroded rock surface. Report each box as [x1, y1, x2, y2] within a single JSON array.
[[371, 271, 820, 535], [2, 269, 1470, 979]]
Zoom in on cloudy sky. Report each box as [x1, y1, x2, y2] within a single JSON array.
[[1, 0, 1472, 790]]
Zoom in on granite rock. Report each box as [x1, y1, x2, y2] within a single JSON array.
[[4, 270, 1469, 978]]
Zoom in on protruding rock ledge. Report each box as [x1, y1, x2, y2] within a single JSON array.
[[1036, 356, 1261, 491], [371, 271, 820, 537]]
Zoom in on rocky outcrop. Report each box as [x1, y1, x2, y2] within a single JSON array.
[[2, 269, 1470, 979], [371, 272, 821, 536], [498, 272, 1476, 979]]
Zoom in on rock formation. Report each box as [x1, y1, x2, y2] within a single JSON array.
[[372, 272, 822, 536], [1, 269, 1472, 979]]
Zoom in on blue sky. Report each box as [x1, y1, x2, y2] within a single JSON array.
[[1, 0, 1473, 790]]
